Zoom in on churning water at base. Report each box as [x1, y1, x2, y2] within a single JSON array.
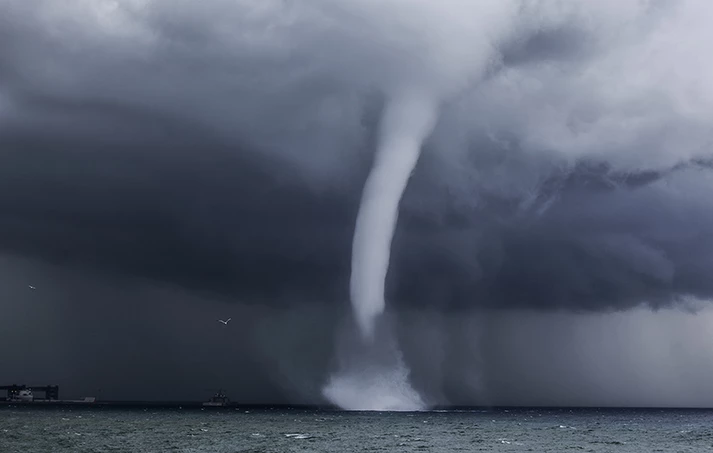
[[322, 354, 425, 412], [2, 406, 713, 452], [322, 315, 425, 411]]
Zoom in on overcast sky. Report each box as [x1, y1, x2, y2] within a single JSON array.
[[1, 0, 713, 406]]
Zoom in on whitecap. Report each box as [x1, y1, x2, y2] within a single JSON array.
[[285, 433, 311, 439]]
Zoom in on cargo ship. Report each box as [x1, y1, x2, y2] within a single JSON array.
[[202, 390, 230, 407]]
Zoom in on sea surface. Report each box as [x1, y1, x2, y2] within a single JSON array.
[[1, 406, 712, 452]]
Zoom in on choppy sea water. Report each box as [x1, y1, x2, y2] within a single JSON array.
[[1, 407, 712, 452]]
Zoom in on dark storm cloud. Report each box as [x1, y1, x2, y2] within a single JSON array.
[[2, 127, 712, 315], [393, 158, 713, 311], [1, 0, 712, 314], [0, 137, 357, 302], [1, 0, 713, 407]]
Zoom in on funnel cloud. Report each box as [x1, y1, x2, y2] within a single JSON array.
[[1, 0, 713, 408], [350, 94, 439, 340]]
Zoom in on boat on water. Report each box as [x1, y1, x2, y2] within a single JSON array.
[[202, 390, 230, 407]]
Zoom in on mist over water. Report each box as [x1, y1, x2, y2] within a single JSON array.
[[323, 315, 425, 411]]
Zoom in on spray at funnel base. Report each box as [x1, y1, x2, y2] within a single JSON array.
[[350, 94, 439, 340], [322, 315, 427, 411], [322, 352, 425, 412]]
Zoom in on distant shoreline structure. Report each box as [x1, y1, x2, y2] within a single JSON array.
[[3, 400, 713, 412], [0, 400, 333, 410], [4, 384, 713, 411]]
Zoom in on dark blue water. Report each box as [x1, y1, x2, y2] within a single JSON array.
[[2, 407, 712, 452]]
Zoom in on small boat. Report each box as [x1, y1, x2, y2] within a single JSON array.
[[202, 390, 230, 407]]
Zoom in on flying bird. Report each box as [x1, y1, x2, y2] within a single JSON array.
[[217, 318, 231, 325]]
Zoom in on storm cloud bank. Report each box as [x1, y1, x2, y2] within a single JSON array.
[[1, 0, 713, 406], [2, 0, 712, 312]]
